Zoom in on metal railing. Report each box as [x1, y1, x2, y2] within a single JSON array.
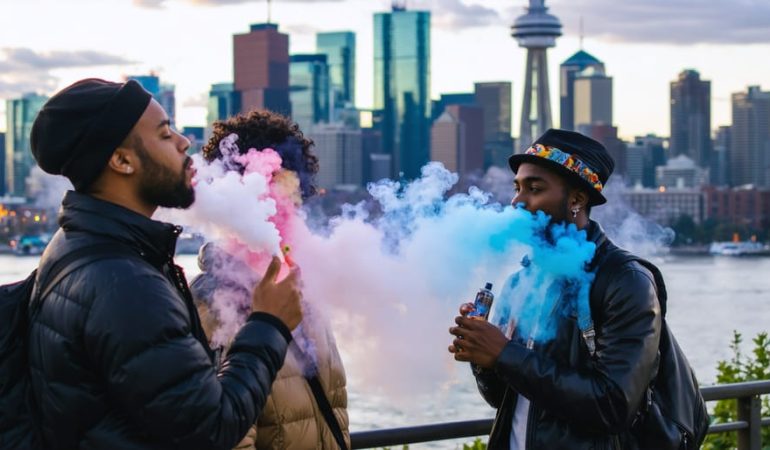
[[350, 380, 770, 450]]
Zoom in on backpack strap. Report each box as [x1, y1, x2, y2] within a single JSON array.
[[306, 375, 348, 450], [30, 242, 145, 315], [582, 246, 649, 357]]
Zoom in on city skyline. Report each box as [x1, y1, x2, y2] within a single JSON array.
[[1, 0, 770, 141]]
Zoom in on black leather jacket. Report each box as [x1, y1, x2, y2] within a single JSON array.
[[475, 221, 662, 450], [28, 191, 291, 450]]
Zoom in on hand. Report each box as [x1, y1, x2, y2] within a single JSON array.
[[251, 256, 303, 331], [448, 315, 509, 369]]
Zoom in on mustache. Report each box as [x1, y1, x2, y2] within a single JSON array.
[[184, 157, 193, 169]]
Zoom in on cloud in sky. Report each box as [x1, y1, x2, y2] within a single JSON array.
[[0, 48, 133, 98], [546, 0, 770, 45], [419, 0, 502, 29], [134, 0, 346, 8], [135, 0, 502, 30], [0, 48, 133, 71]]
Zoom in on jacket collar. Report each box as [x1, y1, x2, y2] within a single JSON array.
[[585, 220, 615, 271], [58, 190, 181, 263]]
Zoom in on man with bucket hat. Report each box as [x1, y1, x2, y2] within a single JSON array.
[[23, 78, 303, 449], [449, 129, 675, 449]]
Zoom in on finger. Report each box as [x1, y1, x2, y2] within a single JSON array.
[[454, 351, 470, 362], [448, 344, 458, 354], [449, 326, 467, 337], [455, 315, 477, 329], [261, 256, 282, 284], [453, 338, 469, 351]]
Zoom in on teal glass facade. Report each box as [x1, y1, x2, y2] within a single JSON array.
[[5, 93, 47, 197], [290, 54, 330, 131], [207, 83, 241, 124], [316, 31, 356, 112], [374, 8, 430, 179]]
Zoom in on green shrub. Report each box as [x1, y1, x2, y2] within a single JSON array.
[[462, 438, 487, 449], [703, 331, 770, 450]]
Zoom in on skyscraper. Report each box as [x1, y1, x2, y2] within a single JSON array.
[[374, 5, 431, 179], [5, 93, 47, 197], [511, 0, 561, 149], [559, 50, 604, 131], [290, 54, 330, 131], [0, 132, 5, 196], [128, 74, 176, 124], [670, 69, 711, 168], [234, 23, 290, 116], [207, 82, 241, 124], [573, 66, 612, 128], [316, 31, 356, 117], [474, 82, 514, 168], [310, 124, 363, 189], [578, 123, 627, 177], [730, 86, 770, 187], [430, 104, 484, 175], [712, 126, 731, 187], [625, 135, 666, 188]]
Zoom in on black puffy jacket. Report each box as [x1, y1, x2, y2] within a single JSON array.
[[28, 191, 291, 450], [475, 221, 662, 450]]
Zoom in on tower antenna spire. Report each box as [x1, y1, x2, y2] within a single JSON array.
[[511, 0, 562, 148], [267, 0, 272, 23]]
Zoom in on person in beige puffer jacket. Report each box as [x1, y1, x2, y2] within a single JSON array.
[[192, 110, 350, 449]]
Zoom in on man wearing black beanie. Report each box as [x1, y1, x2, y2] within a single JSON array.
[[25, 78, 303, 449]]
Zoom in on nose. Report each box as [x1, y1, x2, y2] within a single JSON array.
[[176, 130, 191, 154]]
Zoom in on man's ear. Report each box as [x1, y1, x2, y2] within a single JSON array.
[[571, 189, 590, 210], [106, 147, 137, 175]]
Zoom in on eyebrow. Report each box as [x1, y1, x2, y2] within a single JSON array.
[[514, 176, 548, 185], [157, 119, 171, 129]]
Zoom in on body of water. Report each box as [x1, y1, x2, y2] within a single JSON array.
[[5, 253, 769, 448]]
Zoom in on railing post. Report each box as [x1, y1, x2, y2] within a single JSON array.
[[736, 395, 761, 450]]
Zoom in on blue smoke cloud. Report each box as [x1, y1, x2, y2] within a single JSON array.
[[362, 162, 597, 345], [492, 222, 597, 343]]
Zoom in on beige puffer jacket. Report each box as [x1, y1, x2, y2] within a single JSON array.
[[191, 244, 349, 450], [235, 324, 349, 450]]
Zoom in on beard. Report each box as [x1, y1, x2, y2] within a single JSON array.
[[134, 139, 195, 209]]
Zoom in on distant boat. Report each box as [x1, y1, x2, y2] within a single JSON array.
[[10, 234, 49, 256], [709, 241, 770, 256]]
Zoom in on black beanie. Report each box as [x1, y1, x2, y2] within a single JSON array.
[[30, 78, 152, 191]]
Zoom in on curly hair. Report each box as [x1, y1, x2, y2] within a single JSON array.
[[202, 110, 319, 198]]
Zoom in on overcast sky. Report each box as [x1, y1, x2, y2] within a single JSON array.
[[1, 0, 769, 140]]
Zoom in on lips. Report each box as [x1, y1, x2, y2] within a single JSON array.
[[185, 159, 197, 184]]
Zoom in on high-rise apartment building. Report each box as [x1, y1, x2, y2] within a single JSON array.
[[670, 69, 711, 168], [310, 124, 363, 189], [430, 104, 483, 175], [374, 6, 431, 179], [730, 86, 770, 187], [474, 82, 514, 168], [573, 66, 612, 128]]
